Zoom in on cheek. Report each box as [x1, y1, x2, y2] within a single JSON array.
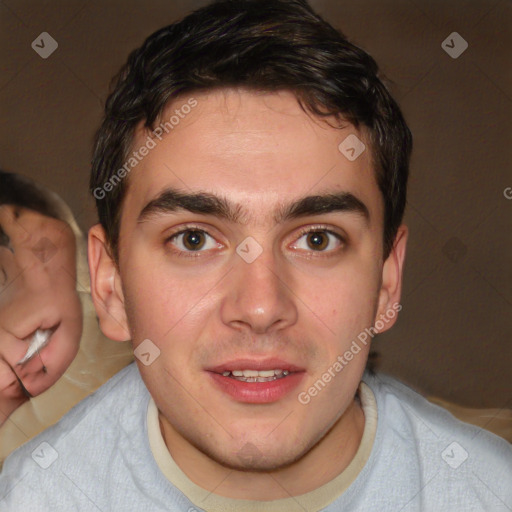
[[123, 260, 219, 344], [298, 260, 380, 346]]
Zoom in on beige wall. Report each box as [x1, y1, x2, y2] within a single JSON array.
[[1, 0, 510, 408]]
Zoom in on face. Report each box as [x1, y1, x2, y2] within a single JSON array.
[[0, 205, 82, 409], [90, 89, 406, 471]]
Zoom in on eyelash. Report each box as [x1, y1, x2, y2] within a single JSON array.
[[165, 223, 346, 259], [165, 224, 219, 259], [293, 225, 346, 255]]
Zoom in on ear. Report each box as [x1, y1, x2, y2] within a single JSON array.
[[88, 224, 130, 342], [374, 224, 408, 333]]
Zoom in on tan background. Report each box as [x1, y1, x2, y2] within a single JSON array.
[[0, 0, 510, 409]]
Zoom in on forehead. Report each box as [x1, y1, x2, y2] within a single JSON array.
[[121, 89, 382, 229]]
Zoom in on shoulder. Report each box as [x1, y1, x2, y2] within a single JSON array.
[[363, 371, 511, 449], [0, 363, 148, 508], [361, 371, 512, 509]]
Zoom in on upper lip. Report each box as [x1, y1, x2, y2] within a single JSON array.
[[16, 322, 60, 365], [207, 358, 305, 373]]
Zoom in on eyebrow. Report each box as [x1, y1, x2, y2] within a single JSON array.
[[137, 187, 370, 226]]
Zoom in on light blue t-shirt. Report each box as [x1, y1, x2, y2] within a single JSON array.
[[0, 362, 510, 511]]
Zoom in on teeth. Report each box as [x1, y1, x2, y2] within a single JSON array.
[[254, 370, 275, 377], [242, 370, 259, 377], [220, 369, 291, 381]]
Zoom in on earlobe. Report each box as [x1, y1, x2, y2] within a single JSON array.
[[88, 224, 131, 342], [375, 224, 408, 333]]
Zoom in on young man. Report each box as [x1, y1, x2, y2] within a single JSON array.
[[1, 0, 510, 510]]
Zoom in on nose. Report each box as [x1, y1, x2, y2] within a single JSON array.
[[220, 246, 298, 334]]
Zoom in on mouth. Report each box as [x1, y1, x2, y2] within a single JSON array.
[[16, 323, 60, 366], [206, 358, 306, 403], [219, 369, 291, 383]]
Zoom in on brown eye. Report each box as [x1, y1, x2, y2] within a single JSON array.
[[291, 228, 344, 254], [167, 228, 219, 254], [306, 232, 329, 251], [182, 230, 206, 251]]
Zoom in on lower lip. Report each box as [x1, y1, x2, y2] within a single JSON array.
[[207, 371, 305, 403]]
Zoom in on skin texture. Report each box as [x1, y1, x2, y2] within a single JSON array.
[[0, 205, 82, 425], [88, 89, 407, 500]]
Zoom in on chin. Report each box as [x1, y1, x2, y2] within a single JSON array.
[[228, 449, 305, 473], [196, 435, 308, 473]]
